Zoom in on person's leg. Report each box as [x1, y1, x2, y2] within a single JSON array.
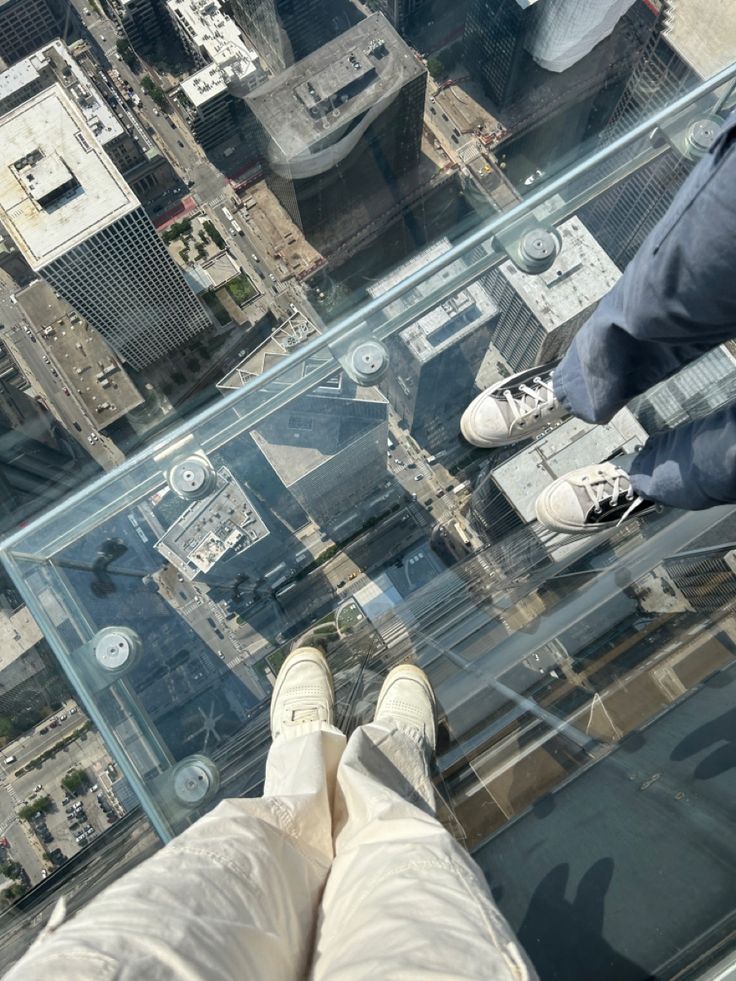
[[462, 111, 736, 448], [7, 648, 345, 981], [627, 402, 736, 510], [311, 665, 534, 981], [554, 111, 736, 424]]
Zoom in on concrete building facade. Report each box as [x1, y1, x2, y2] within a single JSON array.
[[0, 86, 210, 371]]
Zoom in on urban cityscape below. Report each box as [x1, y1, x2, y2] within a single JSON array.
[[0, 0, 734, 976]]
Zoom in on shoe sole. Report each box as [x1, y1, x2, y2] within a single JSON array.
[[375, 663, 436, 723], [269, 646, 334, 733]]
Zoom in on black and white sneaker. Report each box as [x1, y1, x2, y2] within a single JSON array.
[[535, 462, 656, 534], [460, 362, 568, 448]]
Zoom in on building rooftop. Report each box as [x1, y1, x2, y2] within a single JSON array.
[[498, 218, 620, 333], [246, 12, 423, 156], [169, 0, 265, 106], [0, 41, 124, 148], [16, 280, 144, 426], [492, 409, 647, 521], [664, 0, 736, 79], [155, 466, 269, 580], [0, 604, 42, 670], [368, 238, 499, 363], [0, 85, 139, 269]]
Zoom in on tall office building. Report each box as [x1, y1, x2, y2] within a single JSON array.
[[480, 218, 620, 371], [371, 0, 430, 35], [631, 344, 736, 435], [220, 317, 389, 533], [580, 0, 735, 269], [247, 14, 426, 248], [464, 0, 637, 106], [168, 0, 266, 150], [108, 0, 161, 53], [369, 238, 500, 453], [229, 0, 335, 72], [0, 86, 210, 371], [0, 0, 60, 67], [0, 379, 97, 535]]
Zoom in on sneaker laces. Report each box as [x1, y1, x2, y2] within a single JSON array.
[[502, 373, 557, 426], [580, 467, 644, 525]]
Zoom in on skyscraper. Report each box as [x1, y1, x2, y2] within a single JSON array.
[[463, 0, 533, 107], [464, 0, 639, 107], [0, 86, 210, 371], [0, 379, 97, 535], [229, 0, 335, 72], [219, 317, 389, 533], [370, 0, 430, 35], [246, 13, 426, 249], [168, 0, 266, 150], [480, 218, 620, 371], [369, 238, 499, 453], [0, 0, 60, 67]]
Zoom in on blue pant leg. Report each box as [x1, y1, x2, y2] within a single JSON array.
[[554, 112, 736, 424], [627, 402, 736, 510]]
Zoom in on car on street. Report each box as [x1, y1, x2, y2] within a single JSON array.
[[269, 273, 276, 282], [63, 387, 70, 395], [69, 707, 77, 715], [414, 474, 424, 481], [177, 140, 184, 148], [100, 34, 105, 41], [34, 784, 42, 791]]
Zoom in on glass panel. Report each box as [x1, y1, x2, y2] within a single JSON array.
[[0, 0, 735, 975]]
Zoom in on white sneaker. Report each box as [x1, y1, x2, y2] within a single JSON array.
[[270, 647, 334, 740], [535, 461, 656, 534], [374, 663, 436, 752], [461, 362, 567, 448]]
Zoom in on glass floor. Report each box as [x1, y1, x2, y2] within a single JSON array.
[[1, 46, 736, 981]]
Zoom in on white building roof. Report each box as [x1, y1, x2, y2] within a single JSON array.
[[0, 85, 139, 269], [663, 0, 736, 80], [498, 217, 620, 333], [0, 40, 123, 147], [169, 0, 264, 106]]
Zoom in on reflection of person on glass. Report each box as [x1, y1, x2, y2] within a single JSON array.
[[8, 649, 534, 980], [462, 112, 736, 535]]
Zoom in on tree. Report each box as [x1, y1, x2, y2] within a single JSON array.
[[18, 796, 51, 821], [203, 220, 225, 250], [427, 56, 444, 79], [61, 768, 89, 795]]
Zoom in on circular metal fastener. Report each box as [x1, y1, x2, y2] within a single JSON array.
[[516, 228, 561, 274], [172, 756, 220, 807], [93, 626, 142, 675], [167, 456, 216, 500], [685, 117, 718, 157], [348, 339, 389, 386]]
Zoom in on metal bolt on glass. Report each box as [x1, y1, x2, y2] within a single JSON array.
[[166, 454, 217, 500], [171, 756, 220, 808], [345, 339, 389, 385], [92, 626, 142, 677]]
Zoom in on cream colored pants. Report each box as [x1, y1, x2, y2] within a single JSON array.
[[6, 722, 534, 980]]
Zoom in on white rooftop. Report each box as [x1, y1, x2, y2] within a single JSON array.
[[498, 217, 620, 333], [368, 238, 499, 363], [0, 85, 139, 269], [169, 0, 265, 106], [0, 40, 123, 147], [664, 0, 736, 80]]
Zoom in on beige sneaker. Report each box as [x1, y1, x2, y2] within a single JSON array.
[[374, 663, 436, 752], [270, 647, 334, 740]]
